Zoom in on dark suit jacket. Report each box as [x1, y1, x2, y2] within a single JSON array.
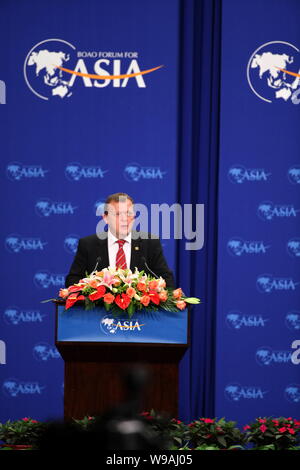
[[65, 231, 175, 288]]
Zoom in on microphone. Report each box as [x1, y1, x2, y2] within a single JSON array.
[[91, 256, 102, 274], [141, 256, 159, 279]]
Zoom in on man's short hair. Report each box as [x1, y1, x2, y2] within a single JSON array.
[[103, 193, 134, 214]]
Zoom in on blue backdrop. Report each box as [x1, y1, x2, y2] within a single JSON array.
[[1, 0, 299, 427]]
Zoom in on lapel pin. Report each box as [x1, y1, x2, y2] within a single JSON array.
[[135, 246, 139, 251]]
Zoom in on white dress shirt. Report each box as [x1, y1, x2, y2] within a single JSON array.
[[107, 229, 132, 268]]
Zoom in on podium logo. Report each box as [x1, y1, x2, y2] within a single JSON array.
[[64, 235, 79, 254], [6, 162, 48, 181], [228, 165, 271, 184], [0, 80, 5, 104], [65, 162, 108, 181], [257, 201, 299, 221], [256, 274, 299, 293], [35, 198, 77, 217], [285, 384, 300, 403], [34, 270, 65, 289], [33, 343, 60, 362], [100, 315, 144, 335], [4, 307, 46, 325], [5, 234, 47, 253], [226, 311, 269, 329], [227, 238, 270, 256], [256, 346, 292, 366], [2, 378, 45, 397], [24, 38, 162, 100], [285, 311, 300, 331], [288, 166, 300, 184], [287, 238, 300, 258], [124, 163, 166, 182], [225, 383, 267, 402]]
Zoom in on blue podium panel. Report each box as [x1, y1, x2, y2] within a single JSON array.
[[57, 305, 188, 344]]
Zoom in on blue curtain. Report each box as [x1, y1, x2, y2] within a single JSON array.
[[176, 0, 222, 422]]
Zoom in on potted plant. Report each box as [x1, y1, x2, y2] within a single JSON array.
[[243, 417, 300, 450], [0, 418, 46, 450], [187, 417, 245, 450]]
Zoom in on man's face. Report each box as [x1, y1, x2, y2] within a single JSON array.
[[103, 199, 135, 239]]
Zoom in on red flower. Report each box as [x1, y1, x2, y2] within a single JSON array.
[[288, 428, 296, 435], [65, 293, 85, 310], [278, 427, 287, 433], [201, 418, 215, 424], [243, 425, 251, 431], [115, 293, 131, 310], [260, 424, 267, 433], [148, 290, 160, 305], [88, 285, 106, 301], [258, 418, 267, 423]]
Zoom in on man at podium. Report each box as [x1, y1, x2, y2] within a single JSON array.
[[65, 192, 175, 288]]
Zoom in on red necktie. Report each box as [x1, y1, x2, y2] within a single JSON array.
[[116, 240, 127, 269]]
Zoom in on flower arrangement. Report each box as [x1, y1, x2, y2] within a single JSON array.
[[0, 418, 46, 449], [187, 417, 246, 450], [57, 267, 200, 317], [243, 416, 300, 450]]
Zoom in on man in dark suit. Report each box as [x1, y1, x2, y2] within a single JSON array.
[[65, 193, 175, 288]]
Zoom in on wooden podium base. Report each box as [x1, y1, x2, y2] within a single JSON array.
[[57, 343, 186, 420]]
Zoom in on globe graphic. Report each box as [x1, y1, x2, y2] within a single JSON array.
[[24, 39, 76, 100], [247, 41, 300, 103]]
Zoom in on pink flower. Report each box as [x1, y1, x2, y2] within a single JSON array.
[[176, 300, 187, 310], [201, 418, 215, 424], [288, 428, 296, 435], [278, 427, 287, 433], [173, 288, 183, 299], [260, 424, 267, 433], [258, 418, 266, 423], [22, 418, 30, 422], [243, 425, 251, 431]]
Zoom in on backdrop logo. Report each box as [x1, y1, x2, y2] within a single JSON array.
[[256, 346, 292, 366], [226, 311, 269, 329], [256, 274, 299, 293], [100, 315, 144, 335], [285, 311, 300, 331], [35, 198, 77, 217], [257, 201, 298, 220], [3, 307, 46, 325], [227, 238, 270, 256], [65, 162, 108, 181], [284, 384, 300, 403], [95, 200, 105, 216], [0, 79, 6, 104], [24, 38, 163, 100], [2, 378, 45, 397], [228, 165, 271, 183], [5, 234, 47, 253], [124, 163, 166, 182], [287, 238, 300, 257], [288, 165, 300, 184], [33, 343, 60, 361], [224, 383, 268, 402], [64, 235, 79, 254], [34, 270, 65, 289], [247, 41, 300, 104], [6, 162, 48, 181]]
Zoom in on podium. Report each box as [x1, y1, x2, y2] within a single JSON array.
[[55, 301, 189, 420]]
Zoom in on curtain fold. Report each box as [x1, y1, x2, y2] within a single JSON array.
[[176, 0, 222, 422]]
